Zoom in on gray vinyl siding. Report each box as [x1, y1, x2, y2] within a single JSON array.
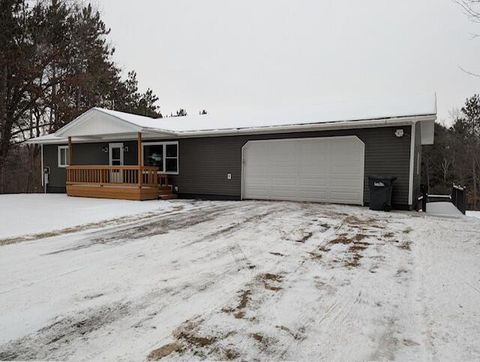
[[44, 144, 67, 192], [43, 141, 138, 192], [43, 125, 414, 208], [69, 141, 139, 166], [170, 126, 412, 207]]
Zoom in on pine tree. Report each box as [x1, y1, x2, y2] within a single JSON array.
[[458, 95, 480, 208], [0, 0, 163, 192], [174, 108, 187, 117]]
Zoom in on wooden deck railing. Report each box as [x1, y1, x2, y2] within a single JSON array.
[[66, 165, 168, 187]]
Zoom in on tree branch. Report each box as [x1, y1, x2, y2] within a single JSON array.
[[459, 65, 480, 77]]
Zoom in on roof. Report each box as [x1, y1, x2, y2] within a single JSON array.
[[97, 93, 437, 133], [28, 94, 437, 144]]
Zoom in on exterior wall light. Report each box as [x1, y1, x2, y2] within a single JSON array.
[[395, 129, 404, 138]]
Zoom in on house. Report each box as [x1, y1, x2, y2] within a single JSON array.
[[29, 95, 436, 209]]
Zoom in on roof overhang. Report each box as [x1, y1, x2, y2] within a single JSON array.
[[27, 113, 437, 144], [26, 131, 177, 145], [54, 108, 175, 138], [172, 114, 437, 138]]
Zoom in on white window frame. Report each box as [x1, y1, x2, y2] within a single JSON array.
[[58, 146, 69, 168], [142, 141, 179, 175]]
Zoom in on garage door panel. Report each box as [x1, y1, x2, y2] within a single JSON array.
[[243, 136, 364, 205], [271, 178, 297, 187], [299, 179, 329, 187]]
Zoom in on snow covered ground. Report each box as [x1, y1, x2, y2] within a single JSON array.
[[0, 194, 177, 239], [0, 196, 479, 361], [467, 210, 480, 219], [426, 201, 463, 218]]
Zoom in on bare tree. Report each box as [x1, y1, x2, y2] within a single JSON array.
[[456, 1, 480, 76], [456, 0, 480, 21], [441, 157, 452, 184]]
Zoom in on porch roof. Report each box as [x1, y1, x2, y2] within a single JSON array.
[[28, 93, 437, 144]]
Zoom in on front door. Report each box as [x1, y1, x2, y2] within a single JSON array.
[[109, 143, 124, 182]]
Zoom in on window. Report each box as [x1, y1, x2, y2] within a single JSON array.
[[58, 146, 69, 167], [143, 142, 178, 174]]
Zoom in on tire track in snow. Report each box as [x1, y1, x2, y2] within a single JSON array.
[[1, 201, 444, 361], [0, 202, 287, 360], [0, 302, 132, 361], [0, 204, 188, 247], [144, 203, 344, 360], [42, 202, 244, 255]]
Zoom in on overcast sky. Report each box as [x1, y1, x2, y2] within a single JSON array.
[[95, 0, 479, 123]]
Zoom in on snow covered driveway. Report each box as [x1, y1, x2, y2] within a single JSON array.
[[0, 197, 479, 361]]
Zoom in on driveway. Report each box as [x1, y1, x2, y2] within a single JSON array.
[[0, 198, 479, 361]]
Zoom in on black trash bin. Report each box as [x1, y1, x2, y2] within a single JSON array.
[[368, 176, 397, 211]]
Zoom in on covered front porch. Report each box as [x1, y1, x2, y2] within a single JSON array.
[[65, 132, 174, 201], [66, 165, 171, 201], [32, 108, 180, 201]]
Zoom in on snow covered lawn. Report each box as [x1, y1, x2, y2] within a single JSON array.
[[0, 196, 479, 361], [0, 194, 177, 239], [467, 210, 480, 219]]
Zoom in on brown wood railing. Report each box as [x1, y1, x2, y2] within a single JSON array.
[[66, 165, 166, 187]]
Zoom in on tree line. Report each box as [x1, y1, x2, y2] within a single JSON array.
[[0, 0, 167, 192], [425, 0, 480, 209], [422, 95, 480, 209], [1, 0, 479, 211]]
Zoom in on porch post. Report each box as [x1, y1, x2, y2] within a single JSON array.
[[137, 132, 142, 188], [68, 136, 72, 165]]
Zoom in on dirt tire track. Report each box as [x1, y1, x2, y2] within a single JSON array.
[[44, 202, 243, 255], [0, 303, 131, 361]]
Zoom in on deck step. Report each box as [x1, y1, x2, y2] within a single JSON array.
[[158, 189, 175, 195], [159, 194, 178, 200]]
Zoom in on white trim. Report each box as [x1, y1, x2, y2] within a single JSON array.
[[56, 108, 140, 137], [359, 140, 366, 206], [57, 145, 69, 168], [28, 114, 437, 144], [54, 108, 176, 138], [142, 141, 179, 175], [109, 143, 124, 166], [240, 145, 245, 200], [241, 136, 365, 205], [54, 108, 96, 136], [94, 108, 175, 135], [41, 144, 44, 187], [408, 123, 416, 206], [172, 115, 436, 138]]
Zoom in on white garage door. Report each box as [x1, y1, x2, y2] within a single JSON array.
[[242, 136, 365, 205]]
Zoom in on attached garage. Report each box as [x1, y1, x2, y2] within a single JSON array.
[[33, 94, 437, 209], [241, 136, 365, 205]]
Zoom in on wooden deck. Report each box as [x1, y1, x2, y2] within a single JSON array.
[[66, 165, 172, 201]]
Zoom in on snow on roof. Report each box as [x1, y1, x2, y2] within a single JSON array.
[[141, 93, 437, 133], [27, 133, 65, 143], [28, 94, 437, 143], [94, 108, 165, 129], [30, 134, 60, 141]]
